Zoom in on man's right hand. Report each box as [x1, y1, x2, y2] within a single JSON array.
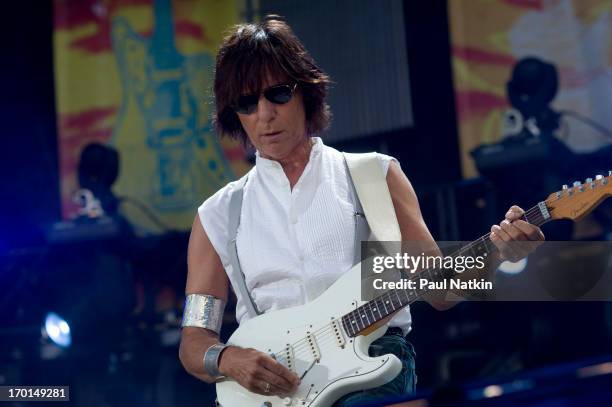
[[218, 346, 301, 396]]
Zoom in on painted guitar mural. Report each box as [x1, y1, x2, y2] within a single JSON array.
[[217, 173, 612, 406], [111, 0, 234, 227]]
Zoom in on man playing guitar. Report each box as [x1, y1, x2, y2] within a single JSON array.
[[178, 16, 544, 406]]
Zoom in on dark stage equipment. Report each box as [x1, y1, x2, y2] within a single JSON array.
[[506, 57, 560, 135], [78, 143, 120, 215], [471, 57, 612, 239]]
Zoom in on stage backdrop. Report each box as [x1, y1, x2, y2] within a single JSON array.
[[449, 0, 612, 177], [54, 0, 250, 232]]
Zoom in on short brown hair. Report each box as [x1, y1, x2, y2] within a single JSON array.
[[213, 16, 332, 143]]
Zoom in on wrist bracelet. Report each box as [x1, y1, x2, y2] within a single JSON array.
[[204, 343, 228, 379]]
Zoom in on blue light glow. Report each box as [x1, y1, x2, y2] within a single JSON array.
[[44, 312, 71, 348]]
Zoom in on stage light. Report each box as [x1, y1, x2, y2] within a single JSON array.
[[43, 312, 71, 348], [498, 258, 528, 275], [483, 384, 503, 398]]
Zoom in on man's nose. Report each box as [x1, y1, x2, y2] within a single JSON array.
[[256, 95, 277, 122]]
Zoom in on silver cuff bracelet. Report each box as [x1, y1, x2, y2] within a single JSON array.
[[181, 294, 226, 334], [204, 343, 228, 379]]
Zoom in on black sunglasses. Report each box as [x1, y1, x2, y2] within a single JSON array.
[[233, 82, 298, 114]]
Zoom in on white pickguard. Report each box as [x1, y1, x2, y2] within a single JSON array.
[[216, 263, 402, 407]]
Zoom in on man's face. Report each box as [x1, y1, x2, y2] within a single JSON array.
[[236, 76, 307, 161]]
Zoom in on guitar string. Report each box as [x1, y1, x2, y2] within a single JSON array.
[[354, 204, 550, 327], [271, 323, 335, 363], [272, 201, 555, 364]]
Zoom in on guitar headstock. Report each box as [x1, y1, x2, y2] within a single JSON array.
[[545, 172, 612, 221]]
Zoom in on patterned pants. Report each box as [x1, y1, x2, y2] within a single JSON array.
[[333, 328, 417, 407]]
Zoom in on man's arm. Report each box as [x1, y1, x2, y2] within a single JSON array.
[[385, 161, 455, 310], [386, 162, 544, 309], [179, 215, 300, 395], [179, 215, 230, 382]]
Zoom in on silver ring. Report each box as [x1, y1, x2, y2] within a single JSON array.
[[264, 382, 271, 393]]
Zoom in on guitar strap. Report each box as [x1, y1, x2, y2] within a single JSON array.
[[226, 153, 398, 319], [226, 173, 261, 319], [343, 152, 402, 242]]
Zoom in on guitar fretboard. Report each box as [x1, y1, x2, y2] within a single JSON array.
[[341, 202, 550, 337]]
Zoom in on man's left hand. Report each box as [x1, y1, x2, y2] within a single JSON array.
[[490, 205, 545, 262]]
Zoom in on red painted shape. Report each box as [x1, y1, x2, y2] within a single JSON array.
[[59, 106, 117, 133], [453, 45, 516, 66], [55, 0, 208, 53], [502, 0, 543, 10], [54, 0, 152, 30], [60, 128, 115, 152], [70, 27, 113, 53], [175, 20, 208, 42], [455, 90, 508, 117], [55, 0, 151, 53]]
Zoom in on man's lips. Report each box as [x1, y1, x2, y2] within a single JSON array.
[[262, 131, 282, 137]]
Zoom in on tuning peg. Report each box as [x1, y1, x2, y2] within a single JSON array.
[[609, 170, 611, 176], [573, 181, 581, 187], [562, 184, 568, 189], [596, 175, 603, 180], [586, 178, 595, 189]]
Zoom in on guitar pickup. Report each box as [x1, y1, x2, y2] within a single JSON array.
[[306, 333, 321, 361], [278, 344, 295, 372], [331, 318, 346, 348]]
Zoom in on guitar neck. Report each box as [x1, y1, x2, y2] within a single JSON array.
[[341, 201, 552, 337]]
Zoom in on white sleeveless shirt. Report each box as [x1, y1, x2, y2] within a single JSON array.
[[198, 137, 412, 333]]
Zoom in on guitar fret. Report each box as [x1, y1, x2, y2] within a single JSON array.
[[393, 290, 402, 309], [347, 312, 358, 336], [467, 245, 476, 258], [352, 311, 361, 333], [342, 316, 354, 337], [523, 212, 531, 224], [366, 303, 376, 323], [355, 308, 365, 331], [373, 301, 383, 320], [381, 295, 389, 315], [403, 289, 411, 303], [359, 308, 369, 328], [341, 316, 349, 336]]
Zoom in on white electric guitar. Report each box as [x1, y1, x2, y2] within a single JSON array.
[[217, 174, 612, 407]]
